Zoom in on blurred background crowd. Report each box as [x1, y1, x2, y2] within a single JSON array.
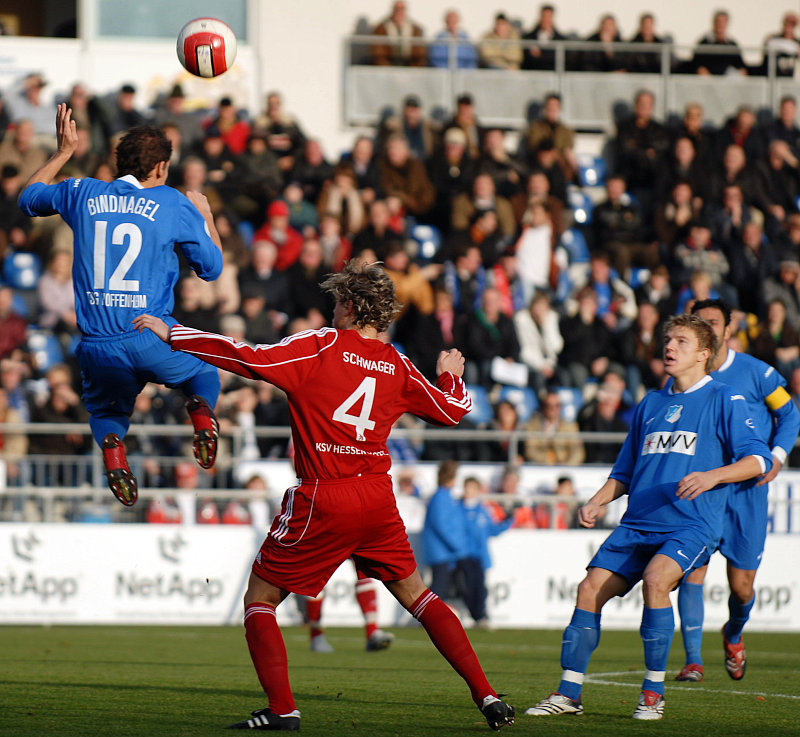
[[2, 3, 800, 521]]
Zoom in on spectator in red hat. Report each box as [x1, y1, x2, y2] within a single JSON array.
[[253, 199, 304, 270]]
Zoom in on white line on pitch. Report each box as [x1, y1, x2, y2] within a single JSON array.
[[586, 672, 800, 700]]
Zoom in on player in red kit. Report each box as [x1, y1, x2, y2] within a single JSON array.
[[133, 260, 515, 732]]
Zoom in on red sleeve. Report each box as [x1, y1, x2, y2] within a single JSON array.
[[169, 325, 337, 392], [398, 353, 472, 426]]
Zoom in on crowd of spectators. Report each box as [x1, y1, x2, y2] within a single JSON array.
[[3, 4, 800, 514], [364, 4, 800, 77]]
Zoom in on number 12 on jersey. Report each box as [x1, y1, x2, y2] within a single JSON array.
[[332, 377, 377, 441], [93, 220, 142, 292]]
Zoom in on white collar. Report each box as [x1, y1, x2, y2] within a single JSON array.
[[669, 374, 712, 395], [716, 347, 736, 373], [116, 174, 143, 189]]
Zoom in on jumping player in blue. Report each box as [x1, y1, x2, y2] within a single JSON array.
[[19, 104, 223, 507], [675, 300, 800, 682], [525, 314, 772, 721]]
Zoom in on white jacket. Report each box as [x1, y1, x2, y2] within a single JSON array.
[[513, 307, 564, 373]]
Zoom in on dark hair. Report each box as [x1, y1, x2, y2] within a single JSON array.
[[690, 298, 731, 326], [115, 126, 172, 181], [437, 459, 459, 486], [320, 259, 401, 333]]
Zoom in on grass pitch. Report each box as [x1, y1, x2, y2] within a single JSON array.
[[1, 625, 798, 737]]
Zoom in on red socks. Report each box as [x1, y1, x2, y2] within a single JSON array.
[[409, 589, 496, 706], [355, 574, 379, 638], [305, 595, 324, 638], [244, 603, 296, 715]]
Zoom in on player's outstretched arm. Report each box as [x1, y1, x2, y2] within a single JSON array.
[[20, 103, 78, 194], [436, 349, 465, 378], [676, 454, 768, 501], [132, 314, 170, 343], [578, 478, 626, 528]]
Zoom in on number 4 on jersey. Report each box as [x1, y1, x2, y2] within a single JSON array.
[[332, 377, 377, 441]]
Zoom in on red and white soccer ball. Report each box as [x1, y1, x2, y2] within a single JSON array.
[[176, 17, 237, 78]]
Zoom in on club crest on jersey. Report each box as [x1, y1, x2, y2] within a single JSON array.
[[665, 404, 683, 423]]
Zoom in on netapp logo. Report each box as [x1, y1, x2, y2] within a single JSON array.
[[0, 572, 78, 602], [641, 431, 697, 456], [115, 573, 223, 603], [158, 533, 187, 563], [12, 532, 41, 562]]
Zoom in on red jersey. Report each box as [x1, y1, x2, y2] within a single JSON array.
[[170, 325, 472, 480]]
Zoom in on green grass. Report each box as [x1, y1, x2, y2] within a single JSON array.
[[1, 625, 798, 736]]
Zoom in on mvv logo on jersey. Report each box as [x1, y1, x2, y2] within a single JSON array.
[[642, 431, 698, 456]]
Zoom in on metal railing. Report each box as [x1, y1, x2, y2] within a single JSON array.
[[2, 420, 798, 531], [0, 420, 625, 486], [342, 35, 799, 131]]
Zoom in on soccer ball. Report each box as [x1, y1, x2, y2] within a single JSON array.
[[176, 17, 237, 78]]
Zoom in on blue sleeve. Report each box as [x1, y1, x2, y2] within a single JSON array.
[[174, 194, 223, 281], [19, 180, 73, 219], [488, 516, 513, 537], [758, 368, 800, 457], [720, 391, 773, 473]]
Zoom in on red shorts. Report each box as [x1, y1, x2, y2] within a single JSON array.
[[252, 474, 417, 596]]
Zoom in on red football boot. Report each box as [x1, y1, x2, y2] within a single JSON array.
[[185, 396, 219, 469], [102, 433, 138, 506]]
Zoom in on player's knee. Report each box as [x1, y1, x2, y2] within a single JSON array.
[[728, 569, 756, 603], [731, 581, 755, 603], [641, 569, 673, 598], [576, 575, 604, 609]]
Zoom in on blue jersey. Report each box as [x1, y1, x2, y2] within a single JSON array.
[[610, 375, 771, 541], [19, 175, 222, 337], [710, 348, 800, 459]]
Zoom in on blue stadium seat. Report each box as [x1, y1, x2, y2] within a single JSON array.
[[465, 384, 494, 426], [27, 330, 64, 373], [11, 292, 29, 318], [559, 228, 590, 265], [237, 220, 255, 246], [498, 385, 539, 423], [628, 267, 651, 288], [567, 187, 594, 225], [576, 153, 607, 187], [408, 223, 442, 262], [556, 386, 585, 423], [3, 251, 42, 290]]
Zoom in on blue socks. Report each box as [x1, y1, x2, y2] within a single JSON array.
[[640, 606, 674, 696], [558, 608, 601, 700], [678, 581, 704, 665], [724, 594, 755, 644]]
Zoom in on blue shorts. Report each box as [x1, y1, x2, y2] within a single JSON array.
[[589, 525, 712, 593], [717, 485, 768, 571], [75, 329, 217, 418]]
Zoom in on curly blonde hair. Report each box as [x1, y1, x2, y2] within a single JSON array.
[[320, 259, 401, 333]]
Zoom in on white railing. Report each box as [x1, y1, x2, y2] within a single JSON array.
[[342, 35, 798, 131]]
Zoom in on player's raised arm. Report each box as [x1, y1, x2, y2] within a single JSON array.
[[20, 104, 78, 193], [184, 189, 223, 253]]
